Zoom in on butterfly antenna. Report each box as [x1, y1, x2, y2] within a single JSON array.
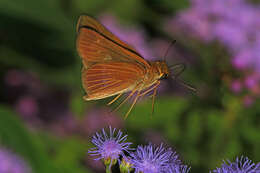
[[163, 40, 176, 61]]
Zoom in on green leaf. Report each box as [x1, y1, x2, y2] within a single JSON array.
[[126, 96, 187, 128], [0, 105, 57, 173]]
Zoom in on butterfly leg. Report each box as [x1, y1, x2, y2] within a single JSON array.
[[151, 85, 159, 117], [139, 81, 160, 98], [138, 81, 160, 117], [124, 90, 141, 119], [112, 86, 139, 113], [107, 93, 123, 106]]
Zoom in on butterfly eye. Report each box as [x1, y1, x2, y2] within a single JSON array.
[[160, 73, 168, 80]]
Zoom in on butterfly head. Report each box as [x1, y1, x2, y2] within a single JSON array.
[[152, 60, 170, 80]]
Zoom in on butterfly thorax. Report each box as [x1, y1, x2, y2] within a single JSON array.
[[150, 60, 170, 80], [141, 61, 170, 90]]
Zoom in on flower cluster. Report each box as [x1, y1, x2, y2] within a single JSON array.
[[168, 0, 260, 104], [130, 143, 182, 173], [212, 156, 260, 173], [88, 127, 260, 173], [4, 69, 83, 136], [88, 127, 190, 173], [229, 72, 260, 106], [0, 147, 31, 173]]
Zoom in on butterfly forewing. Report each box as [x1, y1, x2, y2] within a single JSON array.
[[76, 15, 150, 68], [76, 15, 138, 53]]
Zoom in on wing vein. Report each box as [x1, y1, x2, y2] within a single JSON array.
[[90, 80, 124, 93]]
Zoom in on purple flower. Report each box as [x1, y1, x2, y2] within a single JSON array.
[[130, 143, 181, 173], [88, 127, 132, 164], [212, 156, 260, 173], [232, 49, 254, 70], [171, 0, 260, 73], [213, 21, 247, 51], [243, 95, 254, 107], [245, 74, 259, 89], [169, 164, 191, 173], [15, 95, 39, 118], [0, 147, 31, 173], [230, 80, 242, 93], [4, 70, 27, 87], [171, 9, 214, 41]]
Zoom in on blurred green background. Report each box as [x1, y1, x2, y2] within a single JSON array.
[[0, 0, 259, 172]]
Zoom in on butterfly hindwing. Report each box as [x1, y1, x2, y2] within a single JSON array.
[[82, 62, 145, 100]]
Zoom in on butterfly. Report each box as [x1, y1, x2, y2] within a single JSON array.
[[76, 15, 195, 119]]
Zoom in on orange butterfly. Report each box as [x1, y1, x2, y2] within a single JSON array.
[[76, 15, 195, 119]]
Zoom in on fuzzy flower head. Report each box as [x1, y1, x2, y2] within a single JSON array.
[[169, 164, 191, 173], [130, 143, 180, 173], [212, 156, 260, 173], [88, 127, 132, 164]]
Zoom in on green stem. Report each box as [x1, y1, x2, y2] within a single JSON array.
[[106, 166, 111, 173]]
